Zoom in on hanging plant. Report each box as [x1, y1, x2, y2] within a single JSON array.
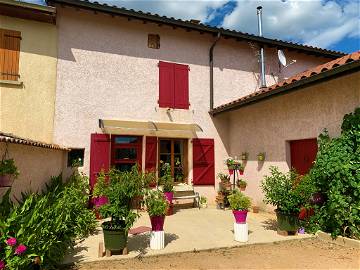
[[0, 159, 19, 187]]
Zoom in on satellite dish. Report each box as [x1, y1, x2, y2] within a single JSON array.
[[278, 49, 287, 66]]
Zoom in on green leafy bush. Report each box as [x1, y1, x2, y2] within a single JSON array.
[[0, 159, 19, 177], [0, 172, 97, 269], [145, 190, 168, 217], [305, 107, 360, 239], [159, 163, 173, 192], [227, 190, 251, 211]]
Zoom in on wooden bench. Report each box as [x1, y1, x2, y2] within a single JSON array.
[[173, 190, 200, 209]]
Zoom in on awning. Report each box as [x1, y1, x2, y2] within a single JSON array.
[[99, 119, 202, 138]]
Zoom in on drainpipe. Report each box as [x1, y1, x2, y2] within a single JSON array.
[[209, 32, 221, 110], [257, 6, 266, 88]]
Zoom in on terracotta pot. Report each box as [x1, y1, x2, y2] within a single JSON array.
[[166, 203, 174, 216], [0, 174, 14, 187], [252, 206, 260, 213]]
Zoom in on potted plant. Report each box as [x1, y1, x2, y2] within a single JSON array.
[[98, 166, 143, 253], [199, 196, 208, 208], [261, 167, 314, 233], [0, 159, 19, 187], [145, 190, 168, 232], [218, 173, 231, 190], [252, 205, 260, 213], [160, 163, 174, 204], [241, 152, 248, 161], [228, 190, 251, 223], [237, 163, 245, 175], [225, 158, 235, 175], [257, 152, 266, 161], [92, 172, 108, 208], [236, 179, 247, 191]]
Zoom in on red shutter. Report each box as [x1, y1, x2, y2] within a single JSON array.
[[159, 61, 174, 108], [174, 63, 189, 109], [145, 136, 157, 172], [192, 138, 215, 185], [89, 133, 110, 190], [290, 138, 318, 175]]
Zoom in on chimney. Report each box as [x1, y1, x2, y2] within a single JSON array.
[[257, 6, 266, 88]]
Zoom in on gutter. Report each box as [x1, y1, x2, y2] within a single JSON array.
[[209, 32, 221, 110], [210, 60, 360, 116]]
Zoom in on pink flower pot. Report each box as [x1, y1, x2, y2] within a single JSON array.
[[228, 169, 234, 175], [239, 170, 244, 175], [164, 192, 173, 203], [150, 215, 165, 231], [232, 210, 248, 224], [0, 174, 14, 187]]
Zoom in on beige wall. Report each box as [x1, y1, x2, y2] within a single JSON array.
[[0, 143, 71, 199], [227, 72, 360, 209], [0, 15, 57, 143]]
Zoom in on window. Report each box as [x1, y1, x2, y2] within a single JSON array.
[[0, 29, 21, 81], [148, 34, 160, 49], [111, 136, 142, 172], [68, 148, 85, 167], [159, 61, 189, 109]]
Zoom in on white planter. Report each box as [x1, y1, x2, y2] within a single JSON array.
[[150, 230, 164, 250], [234, 222, 248, 242]]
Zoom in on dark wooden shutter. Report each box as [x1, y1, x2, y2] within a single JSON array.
[[174, 63, 189, 109], [0, 29, 21, 81], [192, 138, 215, 185], [159, 61, 174, 108], [290, 138, 318, 175], [145, 136, 157, 172], [89, 133, 110, 190]]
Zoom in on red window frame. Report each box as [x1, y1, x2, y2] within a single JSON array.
[[111, 136, 142, 170], [159, 61, 189, 110]]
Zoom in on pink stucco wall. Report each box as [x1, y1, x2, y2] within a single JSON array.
[[227, 72, 360, 209], [53, 6, 331, 203]]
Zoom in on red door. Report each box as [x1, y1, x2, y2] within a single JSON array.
[[290, 138, 318, 175], [192, 138, 215, 185], [145, 136, 157, 172]]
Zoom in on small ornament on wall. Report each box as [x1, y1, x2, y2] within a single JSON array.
[[148, 34, 160, 49], [257, 152, 266, 161]]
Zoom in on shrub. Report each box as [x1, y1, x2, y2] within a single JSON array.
[[228, 190, 251, 211], [145, 190, 168, 217], [0, 159, 19, 177], [305, 107, 360, 239], [0, 172, 97, 269]]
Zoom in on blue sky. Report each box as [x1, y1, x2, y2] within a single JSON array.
[[26, 0, 359, 53]]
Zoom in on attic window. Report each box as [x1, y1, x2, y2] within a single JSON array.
[[148, 34, 160, 49]]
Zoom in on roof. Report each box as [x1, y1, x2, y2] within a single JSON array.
[[0, 0, 56, 24], [0, 132, 69, 151], [210, 51, 360, 116], [46, 0, 344, 59]]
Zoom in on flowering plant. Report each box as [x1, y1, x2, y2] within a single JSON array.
[[0, 235, 33, 269]]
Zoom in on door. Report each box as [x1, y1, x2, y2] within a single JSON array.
[[89, 133, 110, 189], [290, 138, 318, 175], [111, 136, 142, 171]]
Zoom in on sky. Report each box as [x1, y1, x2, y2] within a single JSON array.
[[26, 0, 360, 53]]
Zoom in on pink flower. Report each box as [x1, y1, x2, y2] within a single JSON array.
[[6, 237, 17, 246], [15, 244, 27, 255], [0, 260, 5, 270]]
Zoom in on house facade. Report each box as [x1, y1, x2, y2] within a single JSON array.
[[48, 0, 345, 202]]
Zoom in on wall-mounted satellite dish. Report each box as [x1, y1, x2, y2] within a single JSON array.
[[278, 49, 287, 66]]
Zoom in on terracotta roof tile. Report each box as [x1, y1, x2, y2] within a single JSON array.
[[211, 51, 360, 114], [0, 132, 69, 150]]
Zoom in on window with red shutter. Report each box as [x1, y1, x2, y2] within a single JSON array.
[[192, 138, 215, 185], [158, 61, 189, 109], [290, 138, 318, 175], [89, 133, 111, 190], [0, 28, 21, 81]]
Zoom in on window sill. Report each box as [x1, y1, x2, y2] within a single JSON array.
[[0, 80, 23, 86]]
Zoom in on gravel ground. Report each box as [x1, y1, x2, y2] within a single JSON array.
[[64, 238, 360, 269]]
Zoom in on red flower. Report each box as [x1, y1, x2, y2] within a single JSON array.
[[0, 260, 5, 270], [15, 244, 27, 255], [6, 237, 17, 246]]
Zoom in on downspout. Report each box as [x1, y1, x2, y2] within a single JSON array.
[[209, 32, 221, 110], [257, 6, 266, 88]]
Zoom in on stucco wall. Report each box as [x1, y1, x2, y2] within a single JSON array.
[[53, 7, 330, 201], [0, 15, 57, 143], [0, 143, 70, 199], [227, 71, 360, 209]]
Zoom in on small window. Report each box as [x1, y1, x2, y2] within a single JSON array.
[[0, 29, 21, 81], [148, 34, 160, 49], [68, 148, 85, 167]]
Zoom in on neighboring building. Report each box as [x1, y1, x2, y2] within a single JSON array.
[[47, 0, 345, 203], [0, 0, 69, 198], [211, 51, 360, 207]]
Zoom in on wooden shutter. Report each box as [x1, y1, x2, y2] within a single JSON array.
[[290, 138, 318, 175], [145, 136, 157, 172], [192, 138, 215, 185], [159, 61, 174, 108], [0, 29, 21, 81], [89, 133, 111, 190], [174, 63, 189, 109]]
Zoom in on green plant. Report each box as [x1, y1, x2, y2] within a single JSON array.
[[225, 157, 235, 169], [200, 196, 207, 204], [98, 166, 144, 230], [159, 163, 174, 192], [257, 152, 266, 161], [227, 190, 251, 211], [304, 107, 360, 239], [237, 179, 247, 187], [145, 190, 168, 217], [92, 171, 107, 198], [217, 172, 230, 182], [0, 158, 19, 177], [261, 166, 309, 214], [241, 152, 248, 160]]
